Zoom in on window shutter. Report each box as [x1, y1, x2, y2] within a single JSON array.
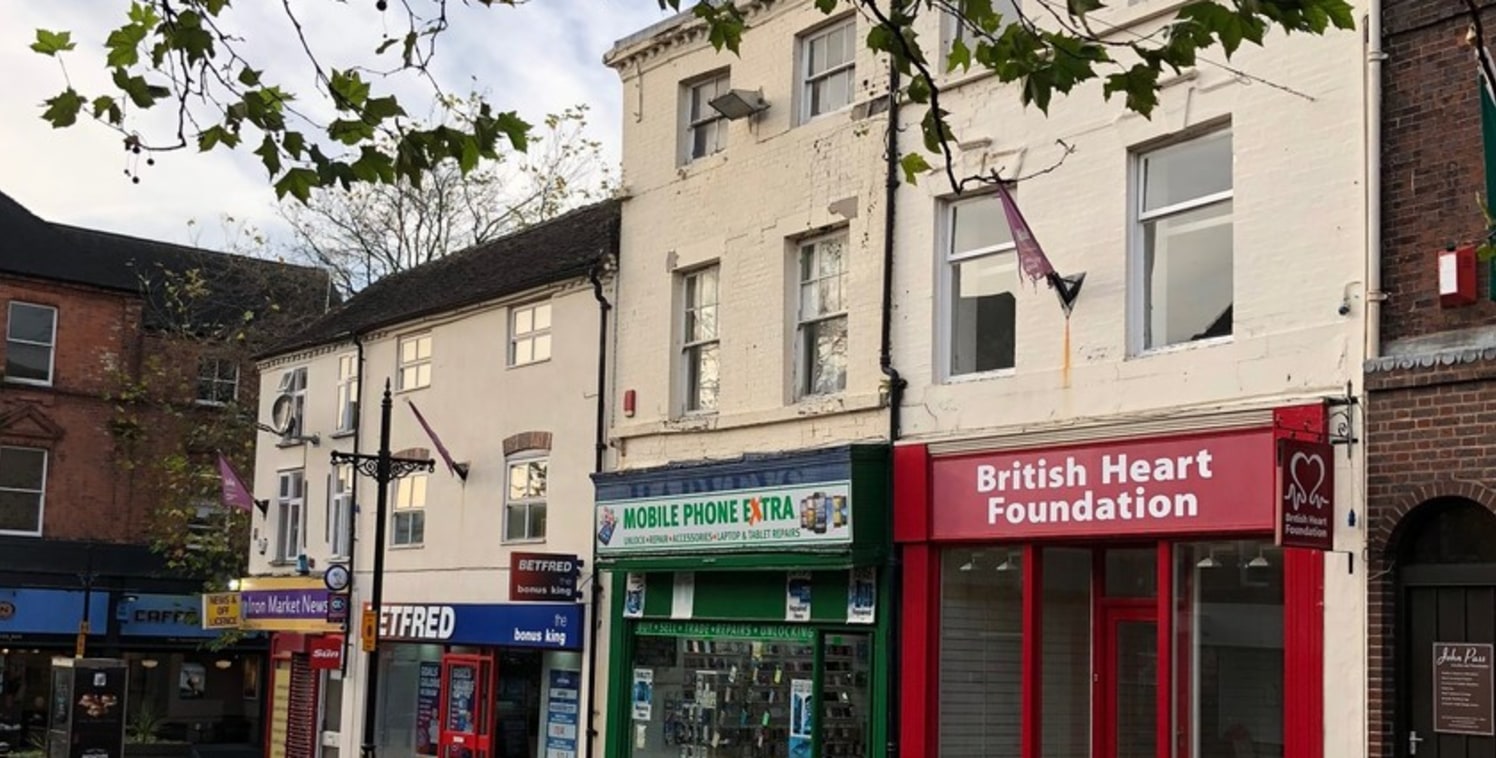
[[284, 656, 320, 758]]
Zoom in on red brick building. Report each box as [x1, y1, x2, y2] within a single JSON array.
[[1368, 3, 1496, 755], [0, 190, 327, 748]]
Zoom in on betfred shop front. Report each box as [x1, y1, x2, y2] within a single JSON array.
[[594, 445, 891, 758], [895, 407, 1334, 758]]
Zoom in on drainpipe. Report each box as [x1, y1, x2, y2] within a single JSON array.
[[585, 257, 613, 758], [1365, 3, 1385, 360], [879, 62, 907, 758], [341, 331, 365, 679]]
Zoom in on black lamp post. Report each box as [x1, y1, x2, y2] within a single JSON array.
[[330, 381, 433, 758]]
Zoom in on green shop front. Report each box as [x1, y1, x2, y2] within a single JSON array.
[[593, 445, 891, 758]]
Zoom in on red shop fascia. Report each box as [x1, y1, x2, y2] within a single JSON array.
[[894, 405, 1332, 758]]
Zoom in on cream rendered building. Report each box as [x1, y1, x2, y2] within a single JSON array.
[[245, 202, 618, 758]]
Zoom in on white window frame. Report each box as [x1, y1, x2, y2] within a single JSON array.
[[391, 473, 427, 547], [795, 233, 850, 399], [275, 469, 305, 563], [940, 193, 1019, 380], [5, 302, 57, 387], [397, 333, 432, 391], [327, 464, 353, 559], [799, 17, 857, 123], [503, 456, 548, 543], [276, 367, 309, 444], [680, 265, 721, 414], [335, 353, 359, 434], [0, 445, 48, 537], [683, 72, 730, 163], [195, 357, 240, 406], [509, 302, 553, 367], [941, 0, 1021, 61], [1129, 128, 1235, 355]]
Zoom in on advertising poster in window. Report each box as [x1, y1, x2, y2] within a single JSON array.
[[847, 567, 875, 624], [415, 662, 441, 755], [178, 662, 206, 699], [543, 669, 580, 758], [630, 668, 653, 722], [788, 679, 813, 758], [446, 664, 476, 733], [785, 572, 812, 622], [623, 573, 646, 619]]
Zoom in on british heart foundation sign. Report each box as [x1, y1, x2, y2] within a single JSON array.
[[1276, 438, 1335, 551], [930, 428, 1275, 540]]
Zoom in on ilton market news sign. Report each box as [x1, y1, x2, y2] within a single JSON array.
[[596, 481, 852, 555]]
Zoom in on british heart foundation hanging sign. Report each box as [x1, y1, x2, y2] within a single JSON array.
[[930, 428, 1275, 540], [1276, 438, 1335, 551]]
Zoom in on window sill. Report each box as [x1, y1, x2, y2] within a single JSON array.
[[0, 530, 41, 538], [1131, 334, 1234, 359], [267, 559, 296, 567], [330, 430, 356, 440], [943, 367, 1017, 384], [275, 440, 306, 449], [502, 537, 547, 546], [617, 390, 885, 440], [388, 543, 424, 551], [938, 65, 1000, 93], [393, 385, 430, 395], [507, 358, 553, 370], [3, 377, 53, 389]]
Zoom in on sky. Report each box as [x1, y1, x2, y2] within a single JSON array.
[[0, 1, 673, 252]]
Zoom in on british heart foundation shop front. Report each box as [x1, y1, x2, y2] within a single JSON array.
[[893, 407, 1335, 758]]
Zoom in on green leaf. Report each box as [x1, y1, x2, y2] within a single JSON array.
[[814, 0, 838, 11], [495, 112, 531, 152], [947, 37, 973, 73], [105, 23, 148, 67], [237, 67, 262, 87], [328, 118, 375, 145], [197, 125, 240, 151], [1102, 64, 1161, 117], [91, 95, 123, 124], [329, 69, 370, 111], [907, 74, 933, 104], [375, 37, 399, 55], [1067, 0, 1105, 16], [273, 167, 320, 203], [364, 96, 405, 122], [254, 134, 282, 178], [113, 68, 163, 108], [41, 89, 85, 127], [900, 152, 933, 184], [282, 131, 306, 159], [459, 136, 481, 173], [31, 29, 76, 56]]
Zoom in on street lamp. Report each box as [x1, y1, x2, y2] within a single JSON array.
[[330, 381, 434, 758]]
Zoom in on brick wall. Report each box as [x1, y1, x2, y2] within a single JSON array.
[[1, 275, 259, 545]]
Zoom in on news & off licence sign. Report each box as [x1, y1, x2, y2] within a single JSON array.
[[201, 593, 241, 630], [595, 482, 852, 556]]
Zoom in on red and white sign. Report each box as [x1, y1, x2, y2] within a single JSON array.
[[930, 428, 1276, 540], [308, 634, 344, 670], [1276, 439, 1335, 551]]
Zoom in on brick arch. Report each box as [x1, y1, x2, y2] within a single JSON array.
[[1371, 478, 1496, 564], [502, 431, 552, 456]]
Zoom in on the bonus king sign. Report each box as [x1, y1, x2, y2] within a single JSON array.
[[1276, 438, 1335, 551]]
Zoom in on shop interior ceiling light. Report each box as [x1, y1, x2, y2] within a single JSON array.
[[1196, 550, 1222, 569], [1247, 547, 1271, 568], [214, 660, 233, 670], [140, 659, 159, 669], [995, 552, 1020, 572], [959, 553, 980, 572]]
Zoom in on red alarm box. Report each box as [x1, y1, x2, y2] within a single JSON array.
[[1439, 244, 1478, 307]]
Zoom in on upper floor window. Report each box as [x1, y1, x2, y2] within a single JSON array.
[[328, 464, 353, 559], [185, 502, 220, 552], [275, 469, 305, 562], [0, 446, 48, 536], [801, 18, 856, 121], [1135, 129, 1234, 351], [196, 357, 240, 405], [505, 457, 547, 542], [276, 367, 308, 443], [336, 353, 359, 433], [945, 193, 1018, 376], [684, 72, 730, 162], [392, 473, 427, 547], [510, 303, 552, 366], [942, 0, 1020, 60], [5, 302, 57, 386], [797, 234, 849, 398], [681, 266, 721, 413], [398, 334, 432, 390]]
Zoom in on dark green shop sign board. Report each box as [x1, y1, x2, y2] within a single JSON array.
[[634, 620, 818, 642]]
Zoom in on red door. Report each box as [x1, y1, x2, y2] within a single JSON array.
[[438, 653, 496, 758], [1096, 604, 1159, 758]]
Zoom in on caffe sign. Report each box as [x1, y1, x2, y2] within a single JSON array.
[[595, 481, 852, 556]]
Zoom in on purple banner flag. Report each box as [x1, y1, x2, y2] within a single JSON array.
[[218, 454, 258, 513], [993, 180, 1056, 285], [408, 400, 467, 480]]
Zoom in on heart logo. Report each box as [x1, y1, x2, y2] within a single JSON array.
[[1287, 451, 1328, 512]]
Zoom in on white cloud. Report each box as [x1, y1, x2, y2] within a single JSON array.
[[0, 0, 669, 250]]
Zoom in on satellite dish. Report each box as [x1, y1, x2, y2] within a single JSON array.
[[270, 394, 298, 436]]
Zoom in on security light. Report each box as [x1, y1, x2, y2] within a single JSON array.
[[709, 89, 769, 120]]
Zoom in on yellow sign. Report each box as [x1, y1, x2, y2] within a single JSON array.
[[201, 593, 242, 630], [360, 609, 378, 653]]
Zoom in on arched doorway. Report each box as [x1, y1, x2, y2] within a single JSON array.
[[1397, 497, 1496, 757]]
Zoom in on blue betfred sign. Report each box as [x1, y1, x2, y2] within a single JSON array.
[[0, 589, 110, 635], [376, 603, 583, 650]]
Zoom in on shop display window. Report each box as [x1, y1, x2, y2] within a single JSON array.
[[935, 540, 1286, 758], [627, 629, 871, 758]]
